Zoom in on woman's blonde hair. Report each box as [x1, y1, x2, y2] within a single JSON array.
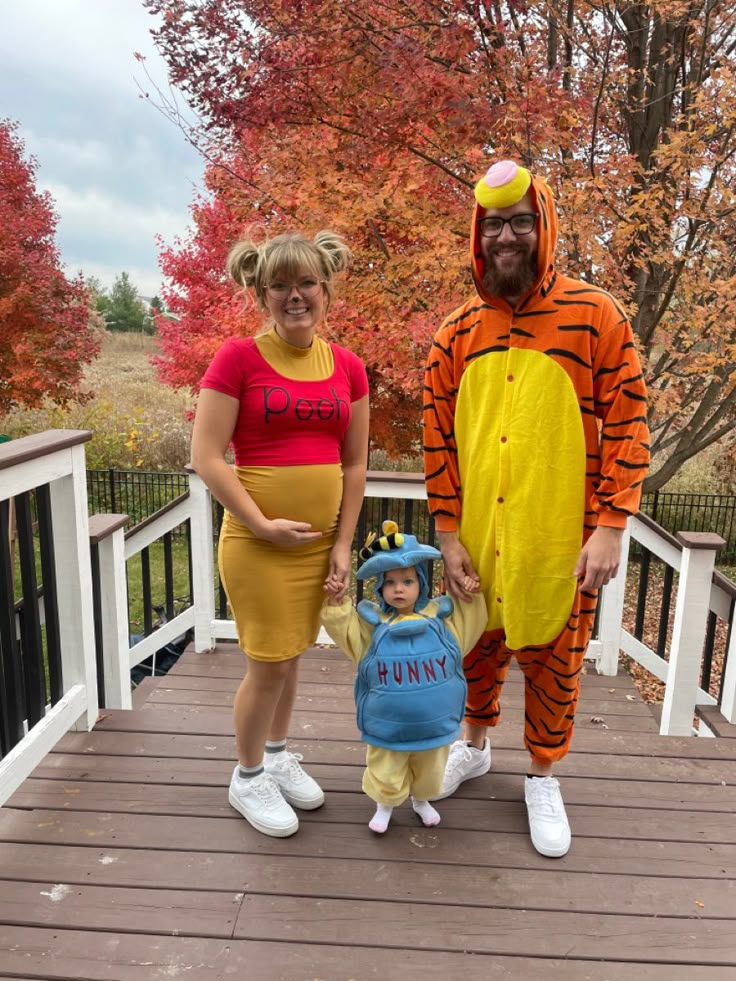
[[226, 229, 351, 317]]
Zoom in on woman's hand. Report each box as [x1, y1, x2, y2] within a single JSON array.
[[324, 540, 352, 601], [260, 519, 323, 547]]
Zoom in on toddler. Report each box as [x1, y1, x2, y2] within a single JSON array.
[[322, 522, 486, 832]]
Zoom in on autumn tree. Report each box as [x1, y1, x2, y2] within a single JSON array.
[[0, 120, 100, 418], [146, 1, 736, 488]]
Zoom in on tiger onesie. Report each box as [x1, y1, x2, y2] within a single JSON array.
[[423, 164, 650, 767]]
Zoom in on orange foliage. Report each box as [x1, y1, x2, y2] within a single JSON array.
[[148, 1, 736, 484]]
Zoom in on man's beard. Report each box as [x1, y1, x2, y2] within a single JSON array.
[[482, 247, 537, 299]]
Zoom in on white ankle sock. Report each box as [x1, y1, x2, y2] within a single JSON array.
[[412, 798, 441, 826], [369, 804, 393, 833]]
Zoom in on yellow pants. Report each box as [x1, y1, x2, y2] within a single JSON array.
[[362, 744, 450, 805]]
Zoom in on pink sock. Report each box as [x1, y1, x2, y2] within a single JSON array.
[[412, 798, 441, 827], [369, 804, 393, 833]]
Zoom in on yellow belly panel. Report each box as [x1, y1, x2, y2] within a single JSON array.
[[456, 348, 586, 648]]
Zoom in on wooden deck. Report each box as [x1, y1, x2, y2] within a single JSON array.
[[1, 643, 736, 979]]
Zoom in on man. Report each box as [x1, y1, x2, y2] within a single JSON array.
[[423, 160, 649, 857]]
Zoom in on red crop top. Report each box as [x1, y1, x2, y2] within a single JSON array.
[[200, 336, 369, 466]]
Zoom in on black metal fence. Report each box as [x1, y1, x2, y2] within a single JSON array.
[[87, 469, 189, 527], [641, 492, 736, 565], [1, 489, 64, 761], [88, 470, 736, 565]]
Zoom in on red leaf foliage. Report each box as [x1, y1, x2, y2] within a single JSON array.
[[0, 121, 100, 419]]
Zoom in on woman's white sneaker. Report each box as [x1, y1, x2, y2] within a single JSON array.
[[264, 751, 325, 809], [229, 767, 299, 837], [524, 775, 571, 858]]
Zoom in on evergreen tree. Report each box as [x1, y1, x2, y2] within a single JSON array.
[[102, 272, 153, 334]]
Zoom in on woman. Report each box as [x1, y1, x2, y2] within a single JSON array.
[[190, 229, 369, 838]]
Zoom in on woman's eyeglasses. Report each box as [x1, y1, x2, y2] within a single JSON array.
[[265, 278, 324, 297]]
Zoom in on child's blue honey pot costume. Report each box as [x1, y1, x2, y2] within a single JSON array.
[[321, 522, 486, 830]]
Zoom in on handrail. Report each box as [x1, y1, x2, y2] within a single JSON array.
[[123, 491, 190, 542], [89, 513, 128, 545], [365, 470, 425, 487], [633, 509, 682, 552], [0, 430, 91, 472]]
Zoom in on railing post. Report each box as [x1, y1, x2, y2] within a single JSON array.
[[189, 470, 216, 652], [660, 531, 725, 736], [90, 516, 131, 710], [595, 523, 631, 675], [718, 608, 736, 724], [48, 443, 99, 730]]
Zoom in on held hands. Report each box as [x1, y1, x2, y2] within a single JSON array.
[[324, 579, 346, 606], [324, 541, 351, 605], [437, 532, 481, 603], [260, 518, 323, 547], [574, 526, 623, 590]]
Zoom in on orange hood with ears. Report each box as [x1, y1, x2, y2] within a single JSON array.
[[469, 164, 559, 307]]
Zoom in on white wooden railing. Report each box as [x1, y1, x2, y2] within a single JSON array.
[[592, 514, 733, 736], [90, 482, 210, 710], [0, 431, 99, 804]]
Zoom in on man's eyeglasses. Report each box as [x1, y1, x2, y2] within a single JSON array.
[[477, 213, 539, 238], [265, 278, 323, 297]]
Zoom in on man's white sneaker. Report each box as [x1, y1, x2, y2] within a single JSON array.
[[264, 751, 325, 809], [432, 737, 492, 800], [229, 767, 299, 837], [524, 775, 571, 858]]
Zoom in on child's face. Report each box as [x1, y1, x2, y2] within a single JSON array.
[[381, 566, 420, 613]]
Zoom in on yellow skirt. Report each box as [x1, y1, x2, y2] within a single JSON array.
[[218, 464, 343, 661]]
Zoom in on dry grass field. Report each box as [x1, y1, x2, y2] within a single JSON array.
[[4, 332, 194, 471]]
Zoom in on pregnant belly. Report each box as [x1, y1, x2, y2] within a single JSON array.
[[232, 463, 343, 534]]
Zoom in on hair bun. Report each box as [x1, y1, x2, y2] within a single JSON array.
[[226, 240, 260, 288], [313, 230, 352, 274]]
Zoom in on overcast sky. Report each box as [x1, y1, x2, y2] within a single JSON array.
[[1, 0, 204, 298]]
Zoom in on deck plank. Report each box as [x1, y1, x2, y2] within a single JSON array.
[[93, 703, 736, 755], [235, 894, 736, 963], [3, 926, 732, 981], [50, 731, 736, 781], [1, 808, 734, 878], [0, 845, 732, 917], [147, 683, 659, 724], [8, 780, 736, 843], [0, 880, 240, 937], [29, 755, 736, 810]]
